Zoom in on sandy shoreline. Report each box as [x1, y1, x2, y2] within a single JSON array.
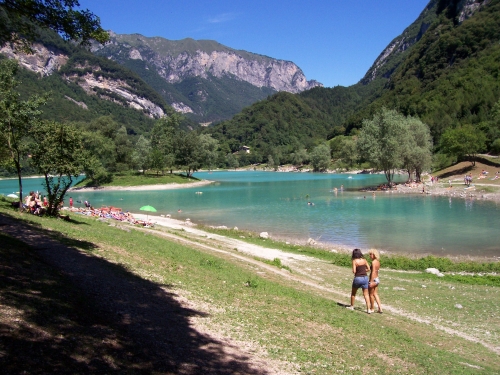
[[127, 212, 499, 262], [69, 179, 214, 192]]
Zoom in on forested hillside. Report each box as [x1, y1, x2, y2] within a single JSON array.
[[204, 0, 500, 166], [91, 34, 320, 123], [206, 86, 368, 164], [2, 28, 199, 135], [348, 0, 500, 145]]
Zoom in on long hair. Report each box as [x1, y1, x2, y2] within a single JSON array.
[[351, 248, 363, 259]]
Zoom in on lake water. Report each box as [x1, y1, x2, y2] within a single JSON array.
[[2, 171, 499, 258]]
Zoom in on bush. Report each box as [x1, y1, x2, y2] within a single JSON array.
[[491, 138, 500, 155], [432, 153, 455, 171]]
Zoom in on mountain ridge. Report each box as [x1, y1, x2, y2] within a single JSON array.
[[91, 33, 322, 122]]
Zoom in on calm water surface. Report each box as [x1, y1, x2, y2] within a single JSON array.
[[2, 171, 499, 257]]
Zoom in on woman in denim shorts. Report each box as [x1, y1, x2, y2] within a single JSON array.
[[346, 248, 372, 313]]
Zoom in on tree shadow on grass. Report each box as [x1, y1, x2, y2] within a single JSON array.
[[436, 164, 474, 179], [0, 213, 269, 374]]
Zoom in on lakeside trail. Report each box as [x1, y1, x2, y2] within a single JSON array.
[[131, 213, 500, 355], [1, 210, 498, 374]]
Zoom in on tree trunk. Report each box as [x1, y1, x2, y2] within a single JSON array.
[[15, 158, 23, 212]]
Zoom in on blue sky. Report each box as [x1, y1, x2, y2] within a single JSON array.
[[78, 0, 430, 88]]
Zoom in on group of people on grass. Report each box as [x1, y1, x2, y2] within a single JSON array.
[[23, 191, 49, 215], [69, 206, 154, 227], [346, 248, 383, 314]]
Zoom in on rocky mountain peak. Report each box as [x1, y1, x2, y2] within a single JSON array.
[[94, 34, 322, 94]]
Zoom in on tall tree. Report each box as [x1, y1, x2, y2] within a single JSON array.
[[151, 113, 181, 173], [439, 124, 487, 166], [290, 148, 308, 167], [30, 121, 87, 216], [340, 137, 359, 171], [0, 59, 46, 210], [0, 0, 109, 51], [132, 135, 151, 174], [148, 148, 165, 176], [197, 134, 219, 171], [309, 143, 331, 172], [114, 125, 133, 172], [175, 131, 202, 177], [401, 117, 433, 182], [357, 108, 410, 184], [225, 153, 239, 170]]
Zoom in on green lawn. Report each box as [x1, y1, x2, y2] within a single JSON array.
[[74, 170, 200, 188]]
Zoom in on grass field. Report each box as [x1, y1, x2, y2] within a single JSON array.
[[73, 170, 200, 188], [1, 199, 499, 374]]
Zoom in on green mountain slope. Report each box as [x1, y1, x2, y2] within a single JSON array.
[[206, 0, 500, 157], [205, 86, 366, 161], [2, 29, 200, 134], [355, 0, 500, 141], [91, 33, 321, 124]]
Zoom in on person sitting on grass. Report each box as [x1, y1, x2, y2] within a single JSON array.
[[346, 248, 372, 314]]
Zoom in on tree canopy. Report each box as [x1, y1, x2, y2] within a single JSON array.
[[439, 124, 487, 166], [0, 59, 46, 208], [357, 108, 433, 184], [31, 120, 90, 215], [0, 0, 109, 51]]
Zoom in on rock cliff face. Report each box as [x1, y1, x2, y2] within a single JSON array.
[[153, 49, 318, 93], [63, 71, 165, 118], [1, 43, 165, 118], [94, 33, 322, 94], [92, 34, 322, 122], [0, 43, 68, 76]]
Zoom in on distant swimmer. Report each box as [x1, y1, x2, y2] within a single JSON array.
[[178, 209, 182, 212]]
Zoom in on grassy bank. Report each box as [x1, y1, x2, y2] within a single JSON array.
[[1, 201, 499, 374], [74, 170, 200, 188]]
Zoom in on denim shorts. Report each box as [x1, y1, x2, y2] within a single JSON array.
[[352, 276, 369, 289]]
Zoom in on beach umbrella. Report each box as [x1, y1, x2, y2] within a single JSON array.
[[140, 205, 157, 220], [7, 193, 18, 199]]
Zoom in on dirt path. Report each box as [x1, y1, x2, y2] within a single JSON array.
[[130, 217, 500, 355]]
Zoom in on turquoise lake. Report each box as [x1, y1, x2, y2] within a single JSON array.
[[2, 171, 499, 257]]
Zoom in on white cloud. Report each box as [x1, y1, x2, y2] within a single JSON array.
[[207, 12, 236, 24]]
